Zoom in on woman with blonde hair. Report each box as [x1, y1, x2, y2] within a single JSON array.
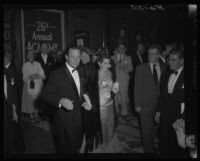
[[21, 50, 45, 123]]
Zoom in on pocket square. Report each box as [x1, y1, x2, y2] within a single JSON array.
[[182, 84, 184, 89]]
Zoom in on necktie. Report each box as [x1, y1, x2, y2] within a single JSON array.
[[153, 64, 158, 85], [170, 70, 178, 75]]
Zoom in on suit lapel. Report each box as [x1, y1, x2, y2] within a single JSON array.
[[77, 68, 82, 98], [64, 65, 80, 98], [39, 55, 46, 67], [173, 67, 184, 92], [147, 63, 158, 87]]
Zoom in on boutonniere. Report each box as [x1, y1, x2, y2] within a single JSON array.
[[11, 78, 15, 85]]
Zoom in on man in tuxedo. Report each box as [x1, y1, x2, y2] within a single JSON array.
[[4, 51, 25, 155], [42, 45, 91, 153], [35, 44, 55, 85], [35, 44, 56, 122], [134, 44, 166, 153], [155, 49, 186, 157]]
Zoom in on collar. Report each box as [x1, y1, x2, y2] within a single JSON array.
[[137, 51, 143, 56], [5, 62, 11, 69], [176, 65, 183, 74], [149, 62, 159, 67], [41, 53, 47, 57], [66, 62, 76, 74]]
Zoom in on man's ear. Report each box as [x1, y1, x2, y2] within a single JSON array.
[[65, 54, 68, 61]]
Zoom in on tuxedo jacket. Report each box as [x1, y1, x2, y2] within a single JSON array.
[[35, 54, 55, 84], [42, 64, 84, 128], [157, 67, 184, 124], [134, 62, 166, 115], [4, 65, 18, 122]]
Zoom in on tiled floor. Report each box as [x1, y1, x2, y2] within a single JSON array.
[[21, 110, 148, 154]]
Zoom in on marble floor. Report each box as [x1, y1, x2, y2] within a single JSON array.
[[20, 110, 159, 156]]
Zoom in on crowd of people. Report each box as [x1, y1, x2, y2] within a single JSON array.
[[4, 37, 196, 157]]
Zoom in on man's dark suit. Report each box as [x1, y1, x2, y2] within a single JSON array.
[[4, 65, 25, 155], [35, 54, 55, 121], [42, 64, 84, 153], [129, 51, 148, 111], [157, 67, 187, 157], [134, 62, 166, 153], [35, 54, 55, 84]]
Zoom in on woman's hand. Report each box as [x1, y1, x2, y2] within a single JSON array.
[[112, 82, 119, 93]]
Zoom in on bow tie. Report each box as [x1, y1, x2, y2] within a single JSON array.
[[72, 68, 77, 73], [170, 70, 178, 75]]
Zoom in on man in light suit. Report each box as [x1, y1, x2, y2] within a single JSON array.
[[134, 44, 166, 153], [42, 45, 91, 153], [155, 50, 187, 157], [112, 43, 133, 118]]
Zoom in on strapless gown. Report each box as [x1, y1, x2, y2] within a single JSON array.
[[99, 80, 115, 146]]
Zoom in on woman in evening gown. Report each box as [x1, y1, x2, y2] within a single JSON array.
[[82, 53, 124, 153]]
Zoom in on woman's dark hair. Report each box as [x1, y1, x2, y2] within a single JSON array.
[[97, 53, 110, 63]]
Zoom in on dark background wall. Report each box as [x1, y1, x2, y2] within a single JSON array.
[[4, 4, 192, 108]]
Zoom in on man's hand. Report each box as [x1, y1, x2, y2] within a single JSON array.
[[60, 98, 73, 110], [155, 112, 160, 124], [186, 135, 195, 149], [135, 106, 142, 113], [172, 119, 185, 131], [82, 102, 92, 111]]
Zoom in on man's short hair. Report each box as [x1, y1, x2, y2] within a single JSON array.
[[169, 49, 184, 59], [64, 44, 81, 56], [148, 44, 162, 53]]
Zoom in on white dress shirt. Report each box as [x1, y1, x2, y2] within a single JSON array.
[[149, 62, 161, 82], [168, 66, 183, 94], [41, 54, 48, 64]]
